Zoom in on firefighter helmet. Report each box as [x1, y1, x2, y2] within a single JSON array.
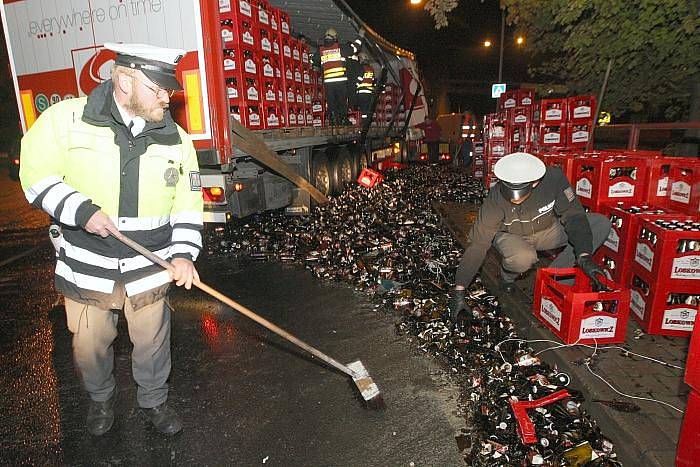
[[324, 28, 338, 40]]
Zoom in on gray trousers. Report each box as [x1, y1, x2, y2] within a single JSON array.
[[493, 213, 611, 282], [65, 297, 171, 408]]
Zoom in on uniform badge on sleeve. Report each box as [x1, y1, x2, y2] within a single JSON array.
[[564, 187, 576, 202], [189, 171, 202, 191]]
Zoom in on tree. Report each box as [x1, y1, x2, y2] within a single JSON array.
[[426, 0, 700, 120]]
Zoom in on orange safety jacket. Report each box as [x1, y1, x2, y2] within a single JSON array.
[[356, 64, 375, 94], [320, 42, 347, 83]]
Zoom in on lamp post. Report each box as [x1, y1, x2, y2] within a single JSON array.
[[498, 6, 505, 83]]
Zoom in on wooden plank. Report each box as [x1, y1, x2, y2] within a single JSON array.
[[231, 118, 329, 205]]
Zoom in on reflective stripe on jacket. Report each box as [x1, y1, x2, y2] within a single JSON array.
[[320, 42, 347, 83], [20, 80, 203, 310], [356, 64, 375, 94]]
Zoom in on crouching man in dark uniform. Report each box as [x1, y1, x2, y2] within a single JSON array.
[[448, 152, 611, 318]]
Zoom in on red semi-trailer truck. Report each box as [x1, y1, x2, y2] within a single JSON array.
[[1, 0, 427, 223]]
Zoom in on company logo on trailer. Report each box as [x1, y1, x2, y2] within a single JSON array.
[[74, 47, 116, 96]]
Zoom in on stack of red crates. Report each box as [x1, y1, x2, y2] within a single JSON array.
[[471, 142, 485, 179], [626, 217, 700, 336], [220, 0, 264, 129], [219, 0, 322, 129], [593, 203, 691, 284], [483, 112, 507, 188], [538, 150, 579, 184], [537, 95, 596, 151], [680, 320, 700, 464]]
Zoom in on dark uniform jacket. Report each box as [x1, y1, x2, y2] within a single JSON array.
[[457, 167, 592, 287]]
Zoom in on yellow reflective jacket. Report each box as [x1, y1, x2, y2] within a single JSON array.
[[20, 81, 203, 310]]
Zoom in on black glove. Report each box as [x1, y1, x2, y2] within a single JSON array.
[[577, 255, 606, 291], [448, 288, 470, 320]]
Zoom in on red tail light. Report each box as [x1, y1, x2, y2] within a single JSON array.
[[419, 154, 428, 161], [202, 186, 225, 203], [12, 158, 19, 165]]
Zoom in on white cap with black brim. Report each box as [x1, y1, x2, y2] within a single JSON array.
[[104, 42, 185, 91], [493, 152, 546, 201]]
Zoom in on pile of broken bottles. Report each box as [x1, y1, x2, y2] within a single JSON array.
[[207, 166, 621, 466]]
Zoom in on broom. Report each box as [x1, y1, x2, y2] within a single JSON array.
[[111, 230, 382, 407]]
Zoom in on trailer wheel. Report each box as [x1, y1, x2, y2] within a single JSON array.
[[332, 149, 354, 194], [312, 152, 332, 196]]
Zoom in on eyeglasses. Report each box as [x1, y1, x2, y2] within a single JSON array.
[[132, 75, 176, 98]]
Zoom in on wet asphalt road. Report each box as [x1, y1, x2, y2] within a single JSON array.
[[0, 169, 466, 466]]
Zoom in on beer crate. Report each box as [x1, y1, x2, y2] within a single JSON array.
[[668, 161, 700, 215], [538, 123, 567, 147], [540, 98, 568, 123], [676, 390, 700, 467], [231, 103, 262, 129], [573, 156, 646, 210], [262, 105, 281, 129], [567, 95, 596, 122], [539, 152, 578, 183], [566, 121, 593, 148], [632, 218, 700, 288], [507, 106, 533, 125], [639, 155, 673, 206], [628, 267, 699, 336], [686, 320, 700, 391], [533, 268, 630, 345], [595, 205, 690, 285]]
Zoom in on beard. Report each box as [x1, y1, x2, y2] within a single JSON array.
[[125, 90, 167, 123]]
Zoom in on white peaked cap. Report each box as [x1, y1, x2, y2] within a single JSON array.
[[493, 152, 546, 184], [104, 42, 185, 66]]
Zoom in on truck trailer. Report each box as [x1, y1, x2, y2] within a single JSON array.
[[1, 0, 428, 223]]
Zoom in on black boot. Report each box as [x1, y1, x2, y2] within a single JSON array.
[[141, 403, 183, 435], [86, 388, 117, 436]]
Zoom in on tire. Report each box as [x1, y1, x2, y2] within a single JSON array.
[[311, 151, 332, 197], [331, 149, 354, 194]]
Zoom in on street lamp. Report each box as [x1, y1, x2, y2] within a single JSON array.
[[516, 36, 525, 45], [409, 0, 423, 5], [483, 40, 492, 47]]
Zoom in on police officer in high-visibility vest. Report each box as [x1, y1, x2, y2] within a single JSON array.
[[319, 28, 353, 125], [355, 53, 376, 122], [20, 43, 203, 437]]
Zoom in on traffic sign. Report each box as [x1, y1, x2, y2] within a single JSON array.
[[491, 83, 506, 98]]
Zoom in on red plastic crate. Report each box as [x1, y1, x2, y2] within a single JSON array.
[[638, 155, 673, 206], [258, 26, 273, 54], [532, 268, 630, 344], [498, 90, 518, 109], [566, 121, 593, 148], [540, 99, 568, 123], [676, 391, 700, 466], [628, 267, 698, 336], [261, 79, 278, 104], [685, 320, 700, 391], [567, 95, 596, 121], [518, 90, 534, 106], [669, 161, 700, 215], [255, 0, 271, 25], [539, 152, 577, 183], [507, 106, 532, 125], [632, 218, 700, 287], [262, 105, 281, 129], [358, 168, 384, 188], [573, 155, 646, 209], [539, 123, 567, 147]]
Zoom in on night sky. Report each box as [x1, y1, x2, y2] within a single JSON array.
[[346, 0, 529, 116]]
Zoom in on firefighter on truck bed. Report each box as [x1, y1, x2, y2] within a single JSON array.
[[448, 152, 612, 319], [355, 53, 376, 123], [318, 28, 354, 125], [19, 43, 203, 437]]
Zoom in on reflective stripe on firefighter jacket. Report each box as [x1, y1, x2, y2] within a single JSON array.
[[356, 65, 375, 94], [20, 80, 203, 311], [320, 42, 347, 83]]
